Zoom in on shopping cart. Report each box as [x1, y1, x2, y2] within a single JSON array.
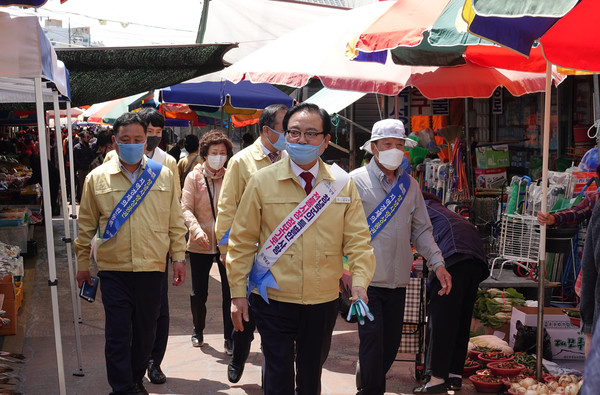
[[395, 261, 429, 380], [489, 176, 542, 280]]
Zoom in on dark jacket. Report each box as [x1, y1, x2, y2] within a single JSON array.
[[425, 199, 489, 281], [72, 141, 95, 171], [580, 201, 600, 334]]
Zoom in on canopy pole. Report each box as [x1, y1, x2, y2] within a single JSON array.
[[593, 75, 600, 153], [35, 77, 67, 395], [54, 94, 85, 377], [536, 62, 552, 381]]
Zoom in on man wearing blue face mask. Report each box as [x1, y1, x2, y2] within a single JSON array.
[[75, 112, 187, 395], [350, 119, 452, 395], [227, 103, 375, 394], [215, 103, 288, 383]]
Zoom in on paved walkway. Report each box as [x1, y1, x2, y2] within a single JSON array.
[[3, 217, 485, 394]]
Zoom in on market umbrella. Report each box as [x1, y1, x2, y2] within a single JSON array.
[[83, 91, 156, 125], [349, 0, 542, 70], [461, 0, 600, 378], [221, 1, 563, 98]]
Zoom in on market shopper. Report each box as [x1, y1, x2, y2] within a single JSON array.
[[579, 198, 600, 358], [349, 119, 452, 395], [416, 191, 489, 394], [227, 103, 375, 394], [73, 129, 95, 203], [215, 103, 288, 384], [89, 128, 113, 170], [177, 134, 202, 188], [181, 130, 234, 354], [74, 112, 187, 395]]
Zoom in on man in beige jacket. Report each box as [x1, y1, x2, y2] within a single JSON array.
[[227, 103, 375, 394]]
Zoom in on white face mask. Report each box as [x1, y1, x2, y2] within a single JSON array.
[[377, 148, 404, 170], [206, 154, 227, 170]]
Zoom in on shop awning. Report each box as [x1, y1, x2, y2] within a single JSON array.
[[55, 44, 236, 107], [304, 87, 366, 114]]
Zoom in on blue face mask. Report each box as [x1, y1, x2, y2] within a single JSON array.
[[286, 138, 326, 166], [116, 141, 146, 165], [266, 126, 286, 151]]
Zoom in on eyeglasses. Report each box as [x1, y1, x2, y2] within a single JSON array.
[[286, 129, 325, 141]]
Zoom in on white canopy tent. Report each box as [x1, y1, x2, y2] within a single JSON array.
[[0, 11, 81, 395]]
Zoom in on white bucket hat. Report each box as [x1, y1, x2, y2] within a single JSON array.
[[360, 119, 417, 154]]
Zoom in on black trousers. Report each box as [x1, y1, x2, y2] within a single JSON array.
[[358, 286, 407, 395], [250, 293, 338, 395], [150, 267, 169, 365], [231, 308, 255, 366], [189, 253, 233, 340], [426, 260, 485, 378], [99, 270, 163, 393]]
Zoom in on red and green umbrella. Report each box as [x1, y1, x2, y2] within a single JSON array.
[[83, 91, 156, 125], [463, 0, 599, 73]]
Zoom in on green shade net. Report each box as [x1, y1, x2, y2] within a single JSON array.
[[58, 44, 235, 107]]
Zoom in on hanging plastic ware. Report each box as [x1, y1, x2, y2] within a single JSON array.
[[579, 146, 598, 172]]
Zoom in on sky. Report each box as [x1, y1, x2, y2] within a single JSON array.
[[6, 0, 204, 46]]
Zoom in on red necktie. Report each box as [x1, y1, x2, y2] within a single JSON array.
[[267, 152, 278, 163], [300, 172, 314, 195]]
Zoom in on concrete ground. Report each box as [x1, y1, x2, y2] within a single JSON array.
[[2, 217, 487, 394]]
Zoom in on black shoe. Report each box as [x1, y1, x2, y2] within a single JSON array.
[[413, 383, 448, 394], [446, 377, 462, 390], [130, 382, 149, 394], [147, 362, 166, 384], [224, 339, 233, 356], [227, 361, 244, 383], [191, 331, 204, 347]]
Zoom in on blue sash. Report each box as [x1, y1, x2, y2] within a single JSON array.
[[102, 158, 163, 240], [367, 170, 410, 239], [218, 229, 230, 246]]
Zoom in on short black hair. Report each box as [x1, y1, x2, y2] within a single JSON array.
[[259, 104, 288, 132], [282, 103, 331, 136], [137, 107, 165, 129], [96, 129, 113, 147], [113, 112, 147, 136], [184, 134, 199, 153]]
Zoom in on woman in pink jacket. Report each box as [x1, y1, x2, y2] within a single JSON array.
[[181, 130, 234, 353]]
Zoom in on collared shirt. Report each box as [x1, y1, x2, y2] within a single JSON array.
[[105, 147, 180, 198], [289, 159, 318, 190], [118, 160, 142, 184], [350, 160, 444, 288], [74, 155, 187, 272], [215, 138, 274, 250], [227, 157, 375, 304]]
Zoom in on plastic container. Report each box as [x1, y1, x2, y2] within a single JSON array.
[[487, 361, 525, 377], [469, 374, 505, 393]]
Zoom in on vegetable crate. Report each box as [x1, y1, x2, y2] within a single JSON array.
[[489, 213, 541, 280]]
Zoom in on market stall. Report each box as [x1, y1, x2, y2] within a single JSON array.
[[0, 10, 74, 395]]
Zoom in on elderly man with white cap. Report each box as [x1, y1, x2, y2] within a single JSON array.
[[350, 119, 452, 395]]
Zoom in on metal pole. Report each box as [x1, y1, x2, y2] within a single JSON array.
[[55, 95, 85, 376], [536, 62, 552, 381], [35, 77, 67, 395]]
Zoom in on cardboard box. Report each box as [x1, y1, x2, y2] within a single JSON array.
[[471, 318, 511, 341], [546, 327, 585, 360], [475, 145, 510, 169], [508, 306, 574, 348], [0, 277, 17, 336]]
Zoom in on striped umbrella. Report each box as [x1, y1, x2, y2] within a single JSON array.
[[83, 91, 155, 125]]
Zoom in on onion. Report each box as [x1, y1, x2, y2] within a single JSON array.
[[521, 377, 536, 388], [564, 383, 578, 395]]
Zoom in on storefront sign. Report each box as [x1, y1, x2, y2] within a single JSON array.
[[492, 87, 503, 114]]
